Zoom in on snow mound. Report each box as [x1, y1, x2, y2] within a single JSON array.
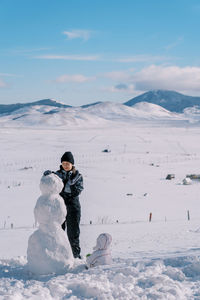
[[0, 104, 110, 128], [0, 100, 196, 127], [83, 101, 180, 121], [183, 106, 200, 123], [184, 106, 200, 115], [0, 255, 199, 299], [133, 101, 175, 116], [0, 100, 187, 128], [86, 233, 112, 268]]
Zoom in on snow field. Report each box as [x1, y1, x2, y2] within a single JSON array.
[[1, 124, 200, 298], [0, 258, 195, 299], [1, 126, 200, 226], [1, 221, 200, 299]]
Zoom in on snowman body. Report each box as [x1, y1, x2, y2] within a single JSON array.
[[27, 174, 74, 275]]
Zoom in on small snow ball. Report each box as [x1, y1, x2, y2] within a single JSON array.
[[183, 177, 192, 185], [86, 233, 112, 268], [40, 173, 63, 195]]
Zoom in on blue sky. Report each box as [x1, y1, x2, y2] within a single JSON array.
[[1, 0, 200, 105]]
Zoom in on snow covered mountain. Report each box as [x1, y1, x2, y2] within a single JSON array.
[[1, 90, 200, 127], [0, 101, 185, 128], [1, 90, 200, 118], [0, 99, 72, 115], [124, 90, 200, 112]]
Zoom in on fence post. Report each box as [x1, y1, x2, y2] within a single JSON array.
[[187, 210, 190, 221], [149, 212, 152, 222]]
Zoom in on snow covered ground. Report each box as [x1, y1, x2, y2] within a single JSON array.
[[1, 119, 200, 299]]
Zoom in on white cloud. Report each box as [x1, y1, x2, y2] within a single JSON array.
[[0, 73, 18, 77], [116, 55, 170, 63], [35, 54, 100, 61], [55, 74, 95, 83], [11, 47, 52, 54], [132, 65, 200, 92], [34, 53, 170, 64], [103, 83, 135, 94], [103, 65, 200, 95], [164, 37, 184, 51], [63, 30, 92, 41], [34, 53, 171, 64]]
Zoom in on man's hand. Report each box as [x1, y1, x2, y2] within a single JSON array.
[[43, 170, 52, 176]]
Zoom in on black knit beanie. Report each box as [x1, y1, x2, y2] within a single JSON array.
[[61, 151, 74, 164]]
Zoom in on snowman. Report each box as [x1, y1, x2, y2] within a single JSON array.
[[27, 173, 74, 275]]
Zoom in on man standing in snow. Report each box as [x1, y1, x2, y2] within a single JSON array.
[[44, 151, 83, 259]]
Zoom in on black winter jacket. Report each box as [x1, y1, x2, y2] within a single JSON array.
[[55, 166, 84, 206]]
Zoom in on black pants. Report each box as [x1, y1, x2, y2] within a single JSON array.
[[62, 200, 81, 258]]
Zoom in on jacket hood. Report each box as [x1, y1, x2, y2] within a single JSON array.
[[93, 233, 112, 251]]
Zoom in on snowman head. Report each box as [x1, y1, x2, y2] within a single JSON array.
[[40, 173, 63, 195]]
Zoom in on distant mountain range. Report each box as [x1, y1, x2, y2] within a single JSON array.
[[0, 99, 72, 115], [0, 98, 187, 128], [1, 90, 200, 115], [124, 90, 200, 113]]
